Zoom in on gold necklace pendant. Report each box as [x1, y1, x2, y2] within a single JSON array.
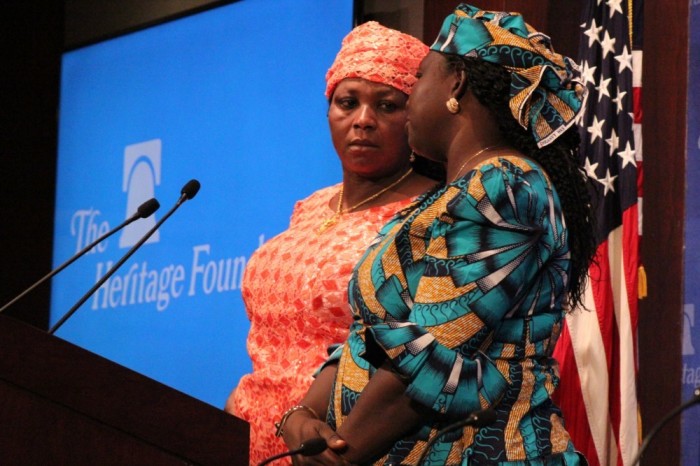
[[318, 187, 344, 234], [318, 213, 340, 234]]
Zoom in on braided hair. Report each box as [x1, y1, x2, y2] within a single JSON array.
[[445, 54, 597, 310]]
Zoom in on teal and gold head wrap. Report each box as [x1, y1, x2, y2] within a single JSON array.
[[431, 4, 586, 147]]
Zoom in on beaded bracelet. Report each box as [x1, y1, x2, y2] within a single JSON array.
[[274, 405, 319, 437]]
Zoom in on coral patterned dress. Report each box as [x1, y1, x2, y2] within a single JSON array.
[[229, 184, 415, 465]]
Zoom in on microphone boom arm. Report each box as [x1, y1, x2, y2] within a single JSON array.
[[49, 183, 197, 334]]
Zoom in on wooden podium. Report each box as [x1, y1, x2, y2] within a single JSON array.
[[0, 314, 248, 465]]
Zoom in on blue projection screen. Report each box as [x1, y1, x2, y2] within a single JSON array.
[[52, 0, 353, 407]]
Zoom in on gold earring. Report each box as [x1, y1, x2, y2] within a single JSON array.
[[446, 97, 460, 114]]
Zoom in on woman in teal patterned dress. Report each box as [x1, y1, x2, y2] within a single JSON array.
[[278, 4, 596, 465]]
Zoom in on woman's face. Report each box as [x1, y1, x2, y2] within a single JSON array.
[[328, 78, 411, 179], [406, 52, 451, 162]]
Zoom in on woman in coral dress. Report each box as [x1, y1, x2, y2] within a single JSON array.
[[224, 21, 439, 465]]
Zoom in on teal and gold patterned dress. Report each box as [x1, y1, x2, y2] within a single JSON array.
[[326, 156, 585, 465]]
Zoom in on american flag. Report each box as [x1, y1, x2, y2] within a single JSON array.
[[552, 1, 642, 465]]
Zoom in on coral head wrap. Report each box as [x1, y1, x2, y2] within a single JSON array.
[[325, 21, 428, 99], [431, 4, 587, 147]]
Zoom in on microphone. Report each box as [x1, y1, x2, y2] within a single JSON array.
[[48, 180, 200, 334], [630, 387, 700, 466], [179, 178, 201, 203], [0, 198, 160, 314], [257, 437, 327, 466], [417, 408, 497, 465]]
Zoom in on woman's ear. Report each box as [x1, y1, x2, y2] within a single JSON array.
[[451, 68, 468, 101]]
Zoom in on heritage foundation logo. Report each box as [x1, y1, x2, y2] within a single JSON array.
[[120, 139, 161, 248]]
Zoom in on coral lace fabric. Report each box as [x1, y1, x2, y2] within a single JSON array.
[[230, 184, 413, 465]]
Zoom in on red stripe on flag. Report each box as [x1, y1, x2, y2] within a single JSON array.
[[633, 88, 643, 124], [622, 207, 639, 352], [590, 241, 615, 371]]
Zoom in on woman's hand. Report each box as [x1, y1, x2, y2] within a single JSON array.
[[278, 363, 353, 464], [282, 412, 352, 465]]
